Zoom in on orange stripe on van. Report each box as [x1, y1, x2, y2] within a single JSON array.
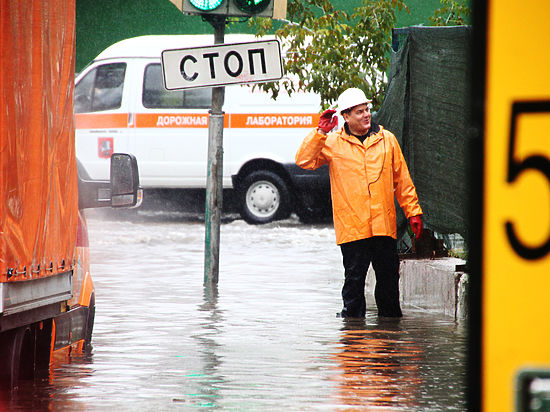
[[75, 112, 321, 129], [75, 113, 128, 129], [135, 113, 320, 129], [136, 113, 211, 128], [229, 113, 320, 128]]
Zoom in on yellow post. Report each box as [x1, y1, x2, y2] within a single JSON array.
[[479, 1, 550, 410]]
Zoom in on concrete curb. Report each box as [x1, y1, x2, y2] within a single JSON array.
[[366, 257, 468, 321]]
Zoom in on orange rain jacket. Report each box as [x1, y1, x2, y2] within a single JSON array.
[[296, 125, 423, 245]]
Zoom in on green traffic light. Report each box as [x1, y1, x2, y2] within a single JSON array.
[[189, 0, 224, 11], [233, 0, 270, 14]]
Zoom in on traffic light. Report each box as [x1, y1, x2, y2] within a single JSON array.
[[180, 0, 287, 19]]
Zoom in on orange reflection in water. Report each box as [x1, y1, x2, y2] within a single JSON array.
[[331, 319, 424, 410]]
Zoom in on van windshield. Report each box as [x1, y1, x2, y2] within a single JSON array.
[[143, 64, 212, 109]]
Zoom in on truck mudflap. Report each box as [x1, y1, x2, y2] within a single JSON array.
[[52, 305, 90, 351]]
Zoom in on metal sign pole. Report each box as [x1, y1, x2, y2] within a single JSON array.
[[204, 16, 225, 285], [161, 16, 283, 286]]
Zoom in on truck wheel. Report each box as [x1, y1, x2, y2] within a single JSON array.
[[0, 326, 34, 388], [238, 171, 291, 224]]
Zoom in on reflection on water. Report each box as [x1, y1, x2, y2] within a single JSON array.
[[333, 319, 423, 409], [0, 212, 466, 411], [179, 284, 225, 409]]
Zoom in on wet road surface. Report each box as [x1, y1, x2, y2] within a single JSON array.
[[2, 210, 467, 411]]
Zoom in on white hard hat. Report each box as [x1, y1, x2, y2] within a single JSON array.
[[337, 88, 371, 114]]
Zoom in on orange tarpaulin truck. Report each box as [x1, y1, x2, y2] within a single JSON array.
[[0, 1, 141, 388]]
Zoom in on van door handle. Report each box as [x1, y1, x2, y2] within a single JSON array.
[[128, 113, 134, 127]]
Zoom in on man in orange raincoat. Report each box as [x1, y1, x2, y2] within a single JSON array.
[[296, 88, 423, 318]]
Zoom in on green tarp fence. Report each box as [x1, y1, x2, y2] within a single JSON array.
[[374, 25, 472, 240]]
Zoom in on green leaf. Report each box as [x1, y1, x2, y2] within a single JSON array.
[[248, 0, 410, 109]]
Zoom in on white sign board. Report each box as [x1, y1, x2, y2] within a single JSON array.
[[161, 40, 283, 90]]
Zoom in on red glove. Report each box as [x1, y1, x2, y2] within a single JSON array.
[[410, 215, 423, 239], [318, 109, 337, 133]]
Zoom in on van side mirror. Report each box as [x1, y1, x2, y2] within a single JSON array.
[[78, 154, 142, 209], [110, 153, 141, 207]]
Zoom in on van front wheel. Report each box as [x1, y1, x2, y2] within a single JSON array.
[[238, 171, 291, 224]]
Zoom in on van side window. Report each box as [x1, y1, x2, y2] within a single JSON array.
[[75, 63, 126, 113], [143, 64, 212, 109]]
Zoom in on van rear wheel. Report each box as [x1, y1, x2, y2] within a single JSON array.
[[238, 171, 291, 224]]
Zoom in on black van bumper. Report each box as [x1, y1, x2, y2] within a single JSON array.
[[283, 164, 331, 220]]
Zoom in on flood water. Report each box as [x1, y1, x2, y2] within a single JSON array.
[[2, 208, 467, 411]]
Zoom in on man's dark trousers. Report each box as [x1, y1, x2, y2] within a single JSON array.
[[339, 236, 402, 318]]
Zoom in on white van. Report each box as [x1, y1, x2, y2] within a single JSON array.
[[75, 35, 330, 223]]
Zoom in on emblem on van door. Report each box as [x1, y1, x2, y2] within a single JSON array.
[[98, 137, 114, 158]]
